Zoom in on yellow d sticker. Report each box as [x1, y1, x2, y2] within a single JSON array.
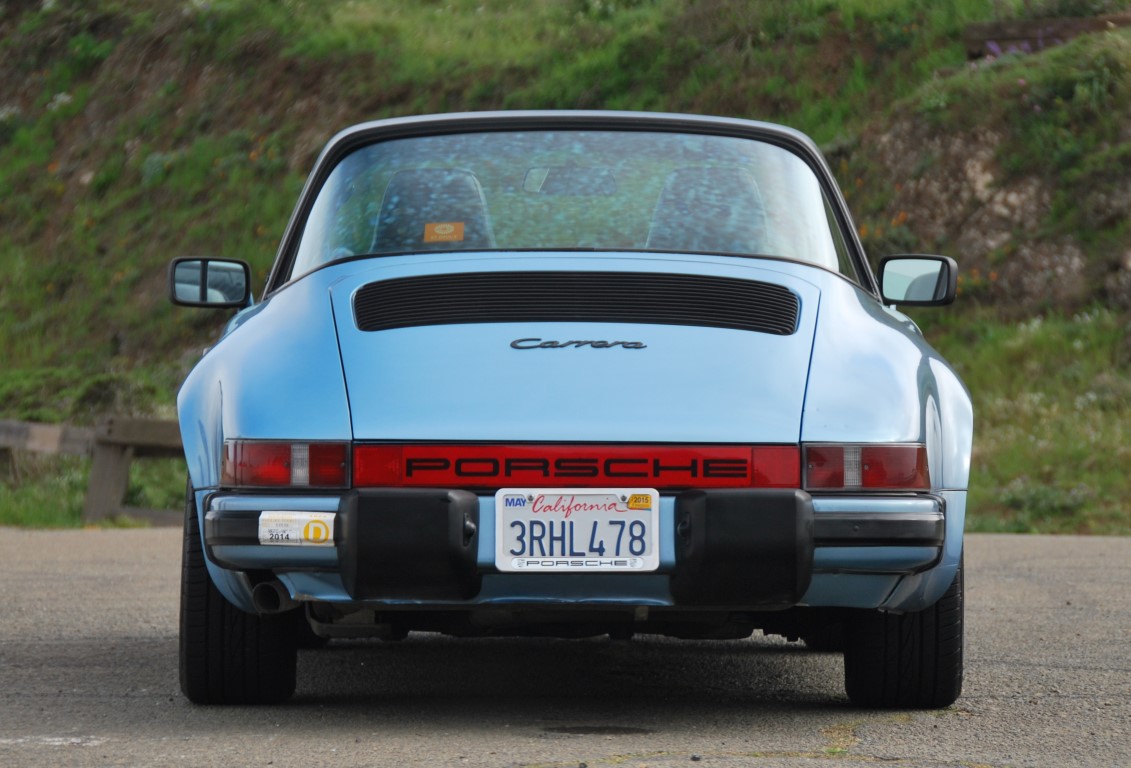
[[303, 518, 332, 544], [424, 222, 465, 242], [627, 494, 653, 511]]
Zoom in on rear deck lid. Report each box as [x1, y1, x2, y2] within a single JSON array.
[[329, 256, 820, 444]]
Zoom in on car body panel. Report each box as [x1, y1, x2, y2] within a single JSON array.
[[328, 252, 820, 443]]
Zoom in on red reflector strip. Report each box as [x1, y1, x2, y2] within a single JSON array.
[[221, 441, 349, 488], [353, 444, 801, 489], [752, 445, 802, 488], [804, 444, 929, 490]]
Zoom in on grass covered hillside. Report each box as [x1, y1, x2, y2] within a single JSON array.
[[1, 0, 1129, 532]]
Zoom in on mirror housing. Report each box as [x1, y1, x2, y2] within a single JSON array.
[[169, 258, 252, 308], [879, 255, 958, 306]]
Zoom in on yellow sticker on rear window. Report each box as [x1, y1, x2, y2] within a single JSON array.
[[424, 222, 465, 242]]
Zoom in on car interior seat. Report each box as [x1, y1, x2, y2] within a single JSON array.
[[645, 167, 769, 255], [371, 168, 496, 253]]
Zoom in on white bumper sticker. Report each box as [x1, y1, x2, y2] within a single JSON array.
[[257, 511, 336, 546]]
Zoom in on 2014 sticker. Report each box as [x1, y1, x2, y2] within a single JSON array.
[[257, 511, 335, 546]]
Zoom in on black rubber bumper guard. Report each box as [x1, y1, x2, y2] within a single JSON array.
[[339, 488, 481, 600], [670, 489, 814, 606]]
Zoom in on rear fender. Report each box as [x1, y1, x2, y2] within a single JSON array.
[[176, 277, 353, 491]]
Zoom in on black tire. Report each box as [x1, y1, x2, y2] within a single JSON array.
[[179, 481, 298, 704], [843, 561, 963, 709]]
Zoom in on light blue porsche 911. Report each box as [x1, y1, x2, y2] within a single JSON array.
[[170, 111, 971, 708]]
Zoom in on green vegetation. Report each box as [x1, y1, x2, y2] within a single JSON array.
[[908, 27, 1131, 231], [917, 307, 1131, 533], [1, 0, 1129, 532], [0, 455, 89, 528]]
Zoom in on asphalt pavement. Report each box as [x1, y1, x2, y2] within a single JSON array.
[[0, 529, 1128, 767]]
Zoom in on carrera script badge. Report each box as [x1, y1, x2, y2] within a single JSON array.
[[510, 338, 647, 350]]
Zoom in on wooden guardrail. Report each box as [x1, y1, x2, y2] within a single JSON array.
[[0, 417, 183, 526]]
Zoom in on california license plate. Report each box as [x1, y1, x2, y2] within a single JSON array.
[[494, 488, 660, 572]]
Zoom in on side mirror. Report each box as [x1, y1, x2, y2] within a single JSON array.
[[169, 258, 252, 308], [879, 255, 958, 306]]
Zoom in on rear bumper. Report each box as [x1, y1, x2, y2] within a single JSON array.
[[202, 487, 950, 611]]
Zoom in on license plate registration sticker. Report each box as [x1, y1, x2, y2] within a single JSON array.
[[494, 488, 660, 572], [257, 511, 335, 546]]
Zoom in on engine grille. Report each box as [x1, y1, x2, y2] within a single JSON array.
[[353, 271, 800, 335]]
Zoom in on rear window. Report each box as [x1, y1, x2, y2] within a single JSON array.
[[291, 130, 853, 280]]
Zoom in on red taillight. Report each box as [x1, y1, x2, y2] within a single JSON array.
[[804, 444, 929, 490], [222, 441, 349, 488], [353, 444, 801, 489]]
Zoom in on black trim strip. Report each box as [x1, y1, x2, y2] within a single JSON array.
[[205, 510, 271, 547], [813, 512, 945, 547]]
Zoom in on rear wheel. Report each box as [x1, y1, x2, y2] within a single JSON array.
[[179, 481, 298, 704], [843, 561, 963, 709]]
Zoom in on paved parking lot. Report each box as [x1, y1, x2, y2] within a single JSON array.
[[0, 530, 1128, 767]]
